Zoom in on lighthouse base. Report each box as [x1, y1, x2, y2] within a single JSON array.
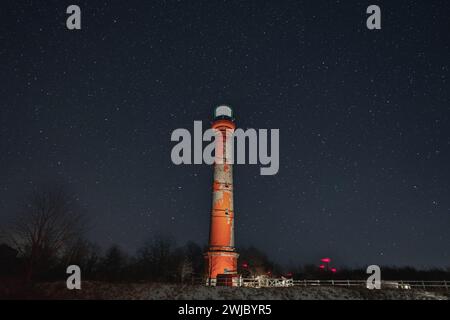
[[204, 250, 239, 286]]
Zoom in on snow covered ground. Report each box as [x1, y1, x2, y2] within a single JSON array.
[[32, 282, 449, 300]]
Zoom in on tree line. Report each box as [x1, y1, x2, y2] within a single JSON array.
[[1, 187, 449, 283]]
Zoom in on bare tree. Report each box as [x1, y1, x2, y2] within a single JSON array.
[[61, 238, 101, 278], [136, 235, 178, 281], [99, 244, 128, 282], [179, 256, 194, 283], [7, 187, 86, 281]]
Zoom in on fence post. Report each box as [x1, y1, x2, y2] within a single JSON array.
[[347, 280, 350, 287], [444, 280, 448, 291], [422, 281, 426, 290]]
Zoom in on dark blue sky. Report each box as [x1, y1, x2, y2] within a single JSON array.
[[1, 0, 449, 268]]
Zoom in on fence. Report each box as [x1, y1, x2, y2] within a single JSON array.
[[292, 279, 449, 290], [191, 277, 449, 290]]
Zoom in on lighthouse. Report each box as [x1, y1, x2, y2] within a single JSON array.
[[205, 105, 239, 286]]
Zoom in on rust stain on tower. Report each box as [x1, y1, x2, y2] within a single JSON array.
[[205, 105, 239, 286]]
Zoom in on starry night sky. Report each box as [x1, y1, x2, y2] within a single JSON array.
[[1, 0, 449, 268]]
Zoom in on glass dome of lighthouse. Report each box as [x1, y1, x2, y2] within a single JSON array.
[[214, 105, 234, 121]]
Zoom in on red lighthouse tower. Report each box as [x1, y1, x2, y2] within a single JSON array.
[[205, 105, 239, 286]]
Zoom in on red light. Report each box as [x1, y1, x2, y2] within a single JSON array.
[[321, 258, 331, 263], [242, 263, 248, 268], [286, 272, 293, 277], [319, 265, 325, 269], [331, 268, 337, 273]]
